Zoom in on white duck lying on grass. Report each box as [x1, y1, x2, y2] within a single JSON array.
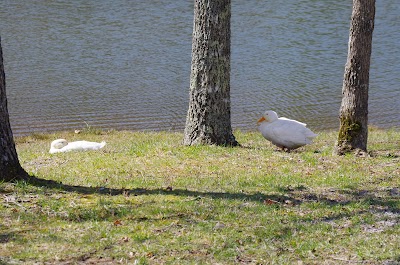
[[49, 139, 106, 154], [257, 110, 317, 151]]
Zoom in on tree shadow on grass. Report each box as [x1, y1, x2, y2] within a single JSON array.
[[5, 175, 399, 264], [280, 185, 399, 211], [21, 174, 283, 203], [18, 175, 400, 213]]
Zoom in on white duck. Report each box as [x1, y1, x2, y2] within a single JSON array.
[[257, 110, 317, 151], [49, 139, 106, 154]]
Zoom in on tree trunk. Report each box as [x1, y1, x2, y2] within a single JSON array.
[[183, 0, 238, 146], [335, 0, 375, 155], [0, 36, 29, 181]]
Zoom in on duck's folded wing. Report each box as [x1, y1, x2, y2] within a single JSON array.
[[270, 121, 311, 145], [280, 117, 307, 126], [67, 141, 106, 151]]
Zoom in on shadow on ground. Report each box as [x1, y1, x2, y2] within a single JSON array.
[[9, 175, 396, 213]]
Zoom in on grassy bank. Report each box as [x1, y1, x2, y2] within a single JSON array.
[[1, 128, 399, 264]]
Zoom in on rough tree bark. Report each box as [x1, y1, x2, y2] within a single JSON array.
[[183, 0, 238, 146], [0, 36, 29, 181], [335, 0, 375, 155]]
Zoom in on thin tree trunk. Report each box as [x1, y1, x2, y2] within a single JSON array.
[[335, 0, 375, 155], [0, 36, 29, 181], [183, 0, 238, 146]]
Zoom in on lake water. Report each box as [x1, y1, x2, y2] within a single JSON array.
[[1, 0, 399, 136]]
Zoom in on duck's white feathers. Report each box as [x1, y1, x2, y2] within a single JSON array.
[[279, 117, 307, 126], [49, 139, 106, 153], [258, 110, 317, 150]]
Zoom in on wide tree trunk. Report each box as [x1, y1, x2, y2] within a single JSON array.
[[0, 37, 29, 181], [335, 0, 375, 155], [183, 0, 238, 146]]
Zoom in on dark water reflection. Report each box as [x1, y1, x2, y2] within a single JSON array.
[[1, 0, 399, 136]]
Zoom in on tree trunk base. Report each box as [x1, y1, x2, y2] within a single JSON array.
[[334, 144, 369, 157]]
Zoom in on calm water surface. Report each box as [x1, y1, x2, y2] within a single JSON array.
[[1, 0, 399, 136]]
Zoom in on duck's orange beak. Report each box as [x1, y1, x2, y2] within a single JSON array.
[[257, 116, 266, 124]]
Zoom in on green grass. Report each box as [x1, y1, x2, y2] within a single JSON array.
[[1, 128, 399, 264]]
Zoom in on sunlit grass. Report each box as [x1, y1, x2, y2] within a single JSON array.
[[1, 128, 399, 264]]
